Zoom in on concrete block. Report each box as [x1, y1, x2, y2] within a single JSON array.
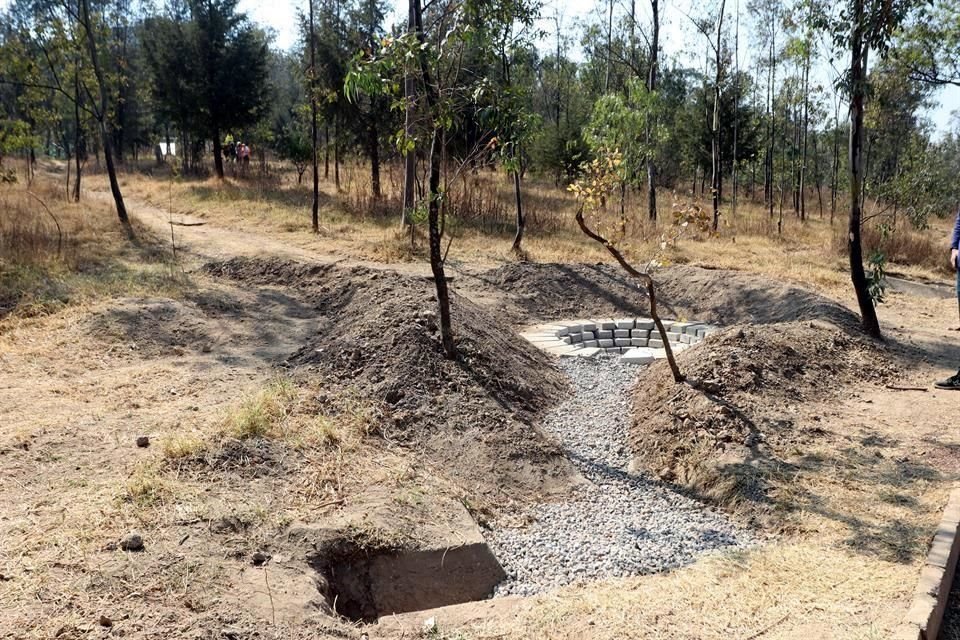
[[683, 323, 705, 335], [631, 329, 650, 338], [631, 338, 648, 347], [583, 340, 599, 348], [604, 347, 620, 353], [581, 330, 595, 341], [614, 329, 630, 338], [634, 319, 655, 330], [519, 333, 558, 343], [680, 334, 694, 344], [593, 319, 617, 330], [598, 339, 615, 348], [561, 336, 571, 344], [545, 344, 582, 356], [575, 347, 602, 359], [666, 332, 683, 343], [597, 330, 614, 339], [670, 321, 694, 334], [568, 332, 582, 343], [648, 338, 664, 348], [579, 322, 598, 332], [622, 348, 655, 364], [649, 348, 667, 359], [554, 326, 571, 337], [615, 338, 631, 347], [616, 318, 635, 329]]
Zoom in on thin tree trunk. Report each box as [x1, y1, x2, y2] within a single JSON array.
[[324, 124, 330, 179], [511, 161, 524, 254], [310, 0, 320, 232], [402, 5, 416, 228], [413, 0, 454, 358], [80, 0, 128, 226], [646, 0, 659, 221], [334, 117, 341, 191], [212, 128, 224, 179], [848, 2, 881, 339], [369, 120, 381, 199], [710, 0, 726, 232], [574, 207, 684, 383], [73, 63, 82, 202]]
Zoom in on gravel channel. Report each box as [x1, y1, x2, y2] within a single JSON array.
[[486, 357, 755, 596]]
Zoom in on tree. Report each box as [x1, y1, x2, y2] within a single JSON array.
[[79, 0, 129, 225], [143, 0, 268, 180]]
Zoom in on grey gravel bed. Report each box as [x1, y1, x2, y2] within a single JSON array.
[[485, 357, 755, 596]]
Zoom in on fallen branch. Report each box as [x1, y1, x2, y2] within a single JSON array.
[[885, 384, 928, 392]]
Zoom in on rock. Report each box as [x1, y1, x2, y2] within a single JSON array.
[[119, 531, 144, 552], [135, 435, 150, 448], [98, 615, 112, 627]]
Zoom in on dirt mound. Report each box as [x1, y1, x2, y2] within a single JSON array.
[[628, 320, 898, 527], [203, 257, 577, 511], [486, 262, 858, 328]]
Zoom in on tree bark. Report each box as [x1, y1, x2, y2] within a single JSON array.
[[73, 63, 82, 202], [80, 0, 128, 226], [848, 0, 882, 339], [413, 0, 454, 358], [369, 120, 381, 199], [511, 159, 525, 254], [212, 128, 224, 179], [310, 0, 320, 232], [401, 0, 416, 227], [646, 0, 659, 221], [710, 0, 726, 232]]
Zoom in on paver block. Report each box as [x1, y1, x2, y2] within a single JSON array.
[[631, 338, 648, 347], [616, 318, 635, 329], [597, 330, 614, 339], [615, 338, 631, 347], [579, 322, 598, 332], [622, 347, 655, 364], [648, 339, 664, 348], [574, 347, 602, 359], [634, 319, 655, 330], [631, 329, 650, 338], [593, 319, 617, 330], [614, 329, 630, 338], [581, 330, 595, 341], [544, 344, 582, 355], [598, 339, 615, 348], [583, 340, 599, 348], [568, 332, 582, 343]]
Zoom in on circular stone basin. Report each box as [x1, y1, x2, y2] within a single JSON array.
[[520, 317, 718, 364]]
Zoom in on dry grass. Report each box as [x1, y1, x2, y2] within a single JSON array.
[[0, 177, 188, 325], [122, 161, 953, 304]]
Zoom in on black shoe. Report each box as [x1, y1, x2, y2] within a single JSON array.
[[935, 369, 960, 390]]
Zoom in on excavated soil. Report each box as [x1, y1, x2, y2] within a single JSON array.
[[628, 320, 899, 527], [486, 262, 856, 328], [202, 257, 576, 510]]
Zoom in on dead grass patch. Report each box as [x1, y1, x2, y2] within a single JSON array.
[[0, 178, 189, 325]]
